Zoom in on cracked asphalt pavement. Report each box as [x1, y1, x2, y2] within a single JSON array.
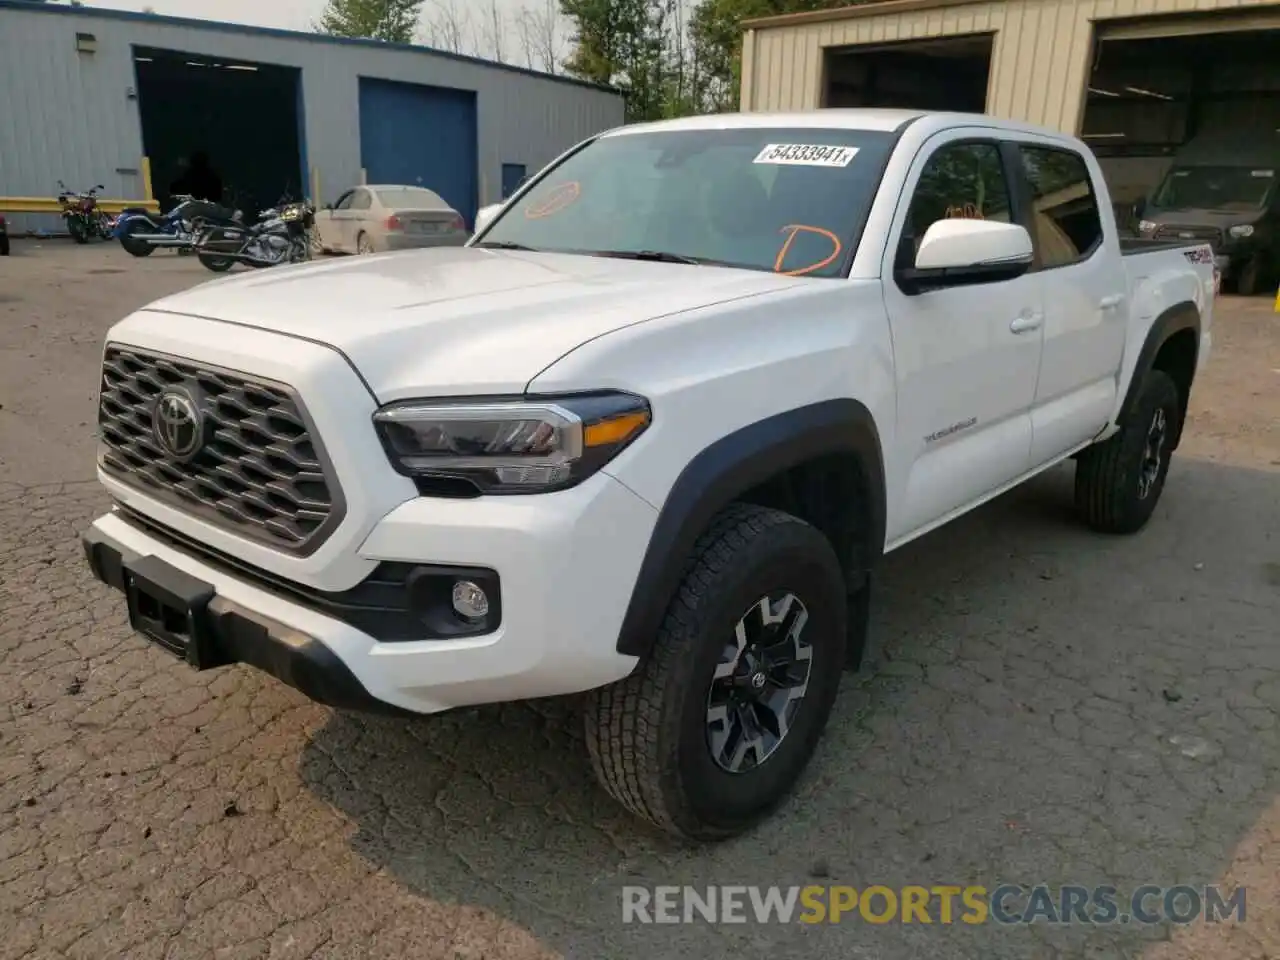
[[1, 240, 1278, 959]]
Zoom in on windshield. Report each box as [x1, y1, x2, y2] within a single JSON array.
[[376, 187, 446, 209], [1152, 165, 1275, 212], [476, 127, 897, 277]]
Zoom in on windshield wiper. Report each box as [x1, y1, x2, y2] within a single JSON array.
[[474, 240, 538, 251], [585, 249, 726, 266]]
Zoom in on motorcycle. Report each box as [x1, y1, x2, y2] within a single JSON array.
[[194, 199, 316, 272], [57, 181, 113, 243], [113, 194, 246, 257]]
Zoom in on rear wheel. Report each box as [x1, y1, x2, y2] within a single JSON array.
[[1074, 369, 1181, 534], [584, 503, 848, 841], [1236, 258, 1262, 296], [356, 231, 374, 255], [119, 221, 155, 257]]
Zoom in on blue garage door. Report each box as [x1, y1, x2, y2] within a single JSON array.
[[358, 77, 478, 227]]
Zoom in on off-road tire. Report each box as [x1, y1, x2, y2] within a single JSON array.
[[1075, 369, 1181, 534], [584, 503, 848, 841]]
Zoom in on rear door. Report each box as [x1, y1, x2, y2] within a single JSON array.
[[346, 188, 374, 250], [326, 190, 358, 253], [1010, 140, 1129, 466], [881, 131, 1046, 542]]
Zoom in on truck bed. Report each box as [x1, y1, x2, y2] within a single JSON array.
[[1119, 236, 1200, 255]]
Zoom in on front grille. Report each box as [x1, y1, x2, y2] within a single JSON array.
[[1153, 224, 1222, 247], [97, 345, 343, 554]]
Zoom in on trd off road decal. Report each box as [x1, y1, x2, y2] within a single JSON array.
[[1182, 246, 1214, 265], [753, 144, 859, 168]]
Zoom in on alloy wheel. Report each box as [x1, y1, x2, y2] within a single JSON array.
[[706, 592, 813, 774], [1137, 406, 1168, 500]]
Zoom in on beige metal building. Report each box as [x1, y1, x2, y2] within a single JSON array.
[[741, 0, 1280, 207]]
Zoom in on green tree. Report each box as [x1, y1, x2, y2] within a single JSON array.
[[317, 0, 424, 43], [559, 0, 672, 122], [690, 0, 867, 112]]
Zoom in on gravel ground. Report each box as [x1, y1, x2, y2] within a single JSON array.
[[1, 239, 1278, 960]]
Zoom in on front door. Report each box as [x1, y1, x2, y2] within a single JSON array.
[[881, 132, 1046, 544]]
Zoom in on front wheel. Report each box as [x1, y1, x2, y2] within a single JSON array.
[[66, 217, 89, 244], [196, 252, 234, 272], [1074, 369, 1181, 534], [584, 503, 848, 841]]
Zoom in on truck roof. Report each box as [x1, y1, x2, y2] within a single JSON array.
[[601, 108, 1083, 147]]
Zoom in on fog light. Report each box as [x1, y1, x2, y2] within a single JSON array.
[[451, 580, 490, 620]]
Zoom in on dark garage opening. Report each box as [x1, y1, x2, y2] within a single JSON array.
[[1083, 27, 1280, 224], [133, 46, 305, 217], [822, 34, 993, 112]]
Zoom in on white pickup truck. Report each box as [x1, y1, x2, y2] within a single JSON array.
[[83, 109, 1215, 841]]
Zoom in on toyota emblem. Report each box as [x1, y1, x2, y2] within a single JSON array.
[[154, 390, 203, 459]]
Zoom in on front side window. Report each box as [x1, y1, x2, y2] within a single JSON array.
[[477, 127, 898, 278], [334, 191, 355, 211], [896, 141, 1012, 270], [1018, 145, 1102, 267]]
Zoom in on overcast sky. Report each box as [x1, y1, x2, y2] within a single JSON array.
[[75, 0, 568, 66]]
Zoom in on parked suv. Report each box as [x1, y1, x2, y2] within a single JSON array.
[[84, 110, 1214, 841]]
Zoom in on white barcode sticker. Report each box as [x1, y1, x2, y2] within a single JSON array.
[[1250, 169, 1274, 178], [753, 143, 859, 167]]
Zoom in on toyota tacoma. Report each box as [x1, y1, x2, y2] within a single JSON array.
[[83, 110, 1215, 841]]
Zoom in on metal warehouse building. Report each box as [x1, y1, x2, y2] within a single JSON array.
[[0, 0, 624, 232], [741, 0, 1280, 214]]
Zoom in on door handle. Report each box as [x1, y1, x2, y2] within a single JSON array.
[[1099, 294, 1124, 310], [1010, 312, 1043, 334]]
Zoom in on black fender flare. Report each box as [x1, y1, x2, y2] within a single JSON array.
[[614, 398, 886, 658], [1116, 300, 1200, 432]]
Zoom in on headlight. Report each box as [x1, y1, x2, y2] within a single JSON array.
[[373, 392, 651, 495], [1138, 220, 1157, 234], [1228, 224, 1254, 238]]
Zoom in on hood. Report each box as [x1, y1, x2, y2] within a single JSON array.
[[146, 247, 804, 400]]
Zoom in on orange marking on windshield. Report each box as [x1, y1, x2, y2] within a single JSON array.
[[525, 181, 581, 219], [774, 224, 842, 276]]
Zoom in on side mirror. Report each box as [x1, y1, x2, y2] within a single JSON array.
[[899, 219, 1034, 293], [474, 203, 503, 235]]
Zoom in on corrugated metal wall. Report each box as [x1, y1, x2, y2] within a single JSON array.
[[0, 3, 624, 233], [743, 0, 1280, 133]]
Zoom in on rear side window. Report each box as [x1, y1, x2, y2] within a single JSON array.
[[350, 190, 372, 211], [1017, 146, 1102, 268]]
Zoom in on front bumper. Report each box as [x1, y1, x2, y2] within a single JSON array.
[[82, 471, 656, 715], [83, 525, 404, 714]]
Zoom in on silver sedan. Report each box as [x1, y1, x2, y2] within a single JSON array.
[[313, 184, 470, 255]]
